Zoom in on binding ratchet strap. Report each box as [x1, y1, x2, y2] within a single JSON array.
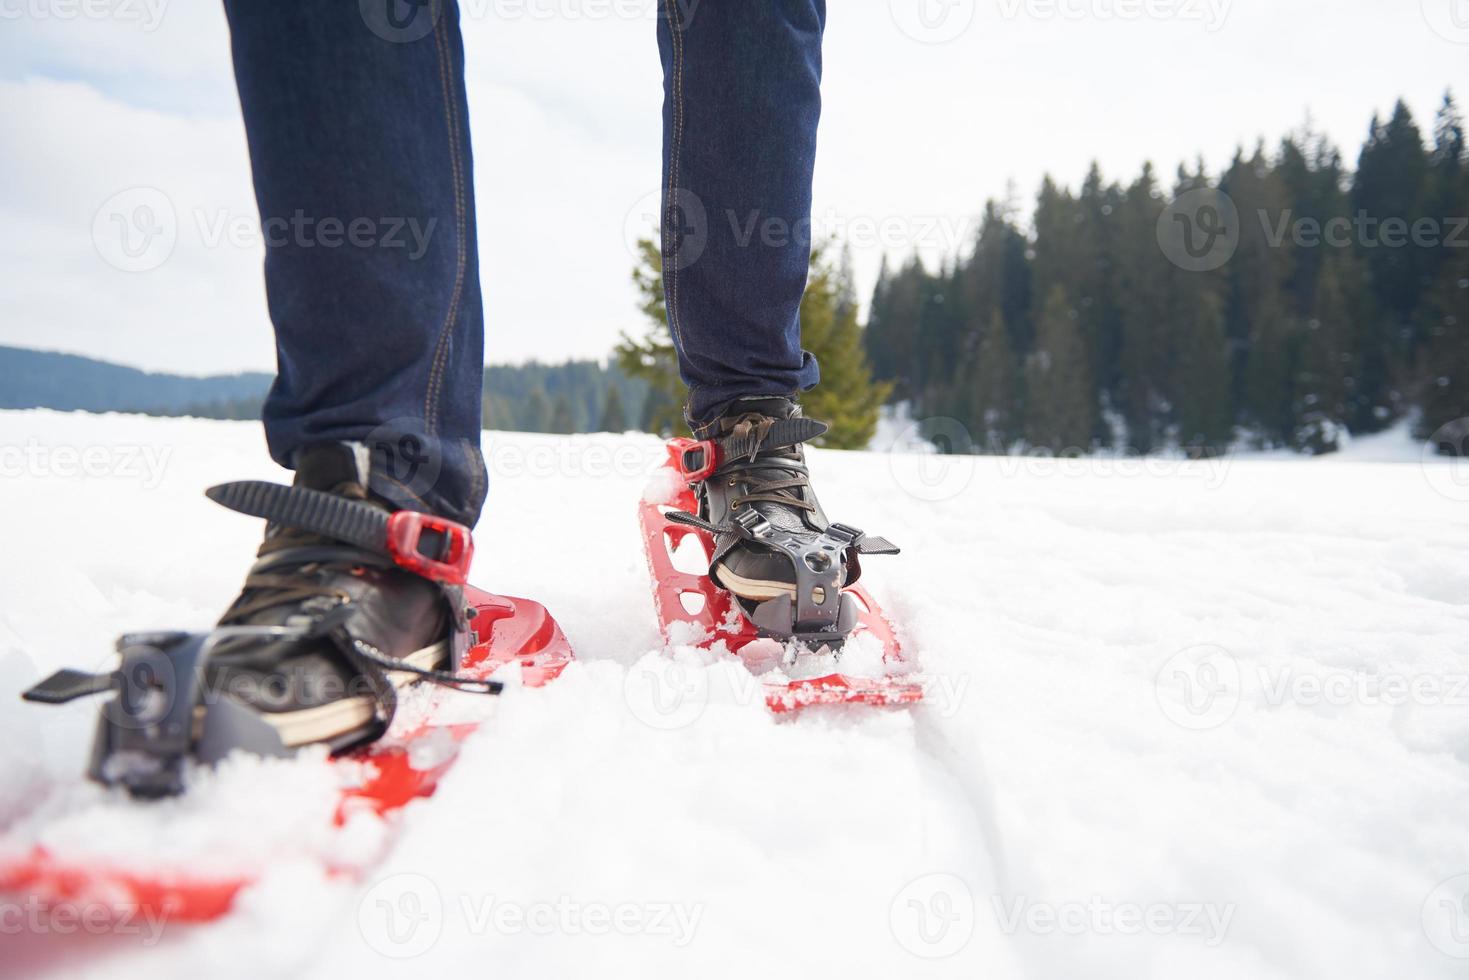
[[206, 481, 473, 585], [674, 417, 829, 483], [665, 509, 899, 555]]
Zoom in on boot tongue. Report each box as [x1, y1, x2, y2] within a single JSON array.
[[294, 441, 372, 499]]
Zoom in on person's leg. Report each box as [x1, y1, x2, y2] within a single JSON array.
[[655, 2, 896, 641], [657, 0, 825, 435], [223, 0, 486, 526]]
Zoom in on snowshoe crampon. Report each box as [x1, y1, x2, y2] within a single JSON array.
[[640, 438, 922, 712], [0, 586, 572, 923]]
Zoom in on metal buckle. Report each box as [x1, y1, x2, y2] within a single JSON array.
[[824, 522, 865, 546], [733, 508, 774, 539]]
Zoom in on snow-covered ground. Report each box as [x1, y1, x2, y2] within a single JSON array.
[[2, 408, 1468, 980]]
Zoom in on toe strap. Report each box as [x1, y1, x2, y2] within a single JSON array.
[[664, 510, 899, 636]]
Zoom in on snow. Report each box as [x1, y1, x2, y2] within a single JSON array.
[[3, 408, 1468, 979]]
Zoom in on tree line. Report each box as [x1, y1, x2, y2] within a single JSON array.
[[615, 238, 890, 449], [481, 360, 650, 434], [863, 94, 1469, 455]]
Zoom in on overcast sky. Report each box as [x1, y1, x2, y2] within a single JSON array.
[[0, 0, 1464, 376]]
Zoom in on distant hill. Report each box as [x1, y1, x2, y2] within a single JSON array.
[[0, 345, 273, 418], [0, 345, 653, 432]]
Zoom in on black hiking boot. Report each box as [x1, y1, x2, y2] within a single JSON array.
[[204, 441, 472, 751], [672, 396, 898, 643]]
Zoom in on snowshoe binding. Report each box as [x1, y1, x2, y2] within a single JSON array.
[[21, 442, 502, 798], [666, 396, 900, 646]]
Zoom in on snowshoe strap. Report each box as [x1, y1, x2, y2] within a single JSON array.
[[675, 418, 828, 482], [721, 416, 828, 463], [666, 510, 896, 556], [207, 481, 473, 585], [665, 510, 892, 634]]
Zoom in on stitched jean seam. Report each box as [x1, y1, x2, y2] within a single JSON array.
[[423, 9, 468, 436], [664, 1, 689, 423]]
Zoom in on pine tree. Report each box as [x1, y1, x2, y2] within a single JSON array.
[[1354, 102, 1430, 324], [548, 394, 576, 434], [1174, 288, 1233, 454], [615, 238, 687, 435], [863, 256, 898, 386], [522, 387, 552, 433], [620, 237, 890, 447], [1352, 100, 1429, 422], [598, 384, 627, 432], [1416, 245, 1469, 448], [969, 308, 1018, 445], [1411, 91, 1469, 446], [1114, 163, 1170, 451], [1025, 286, 1096, 451], [1294, 252, 1366, 452], [796, 245, 893, 448], [1077, 163, 1126, 419], [1220, 146, 1299, 443]]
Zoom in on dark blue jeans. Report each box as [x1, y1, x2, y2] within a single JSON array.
[[224, 0, 824, 524]]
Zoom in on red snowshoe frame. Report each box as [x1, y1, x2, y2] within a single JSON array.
[[639, 439, 924, 712]]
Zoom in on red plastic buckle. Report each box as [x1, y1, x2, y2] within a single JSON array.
[[385, 511, 474, 585], [670, 437, 720, 483]]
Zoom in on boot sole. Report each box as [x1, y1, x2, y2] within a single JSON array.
[[260, 641, 449, 748]]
